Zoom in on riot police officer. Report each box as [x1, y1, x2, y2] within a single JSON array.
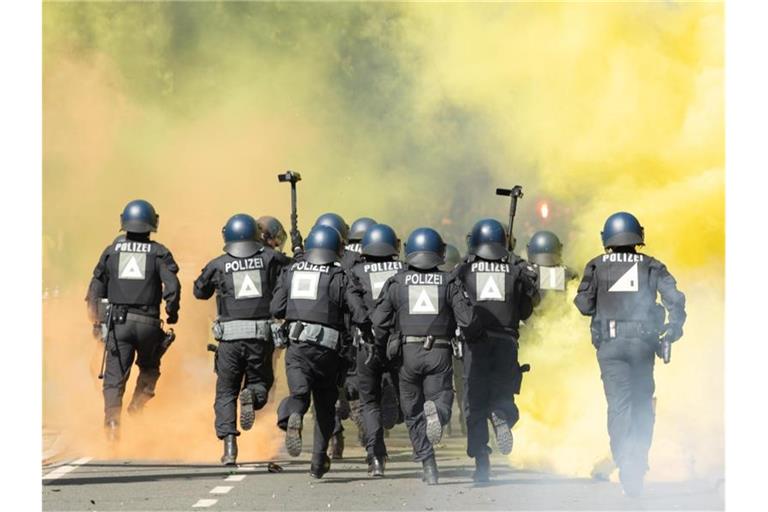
[[574, 212, 686, 497], [526, 230, 576, 294], [257, 215, 288, 252], [193, 214, 287, 465], [454, 219, 539, 482], [314, 212, 360, 270], [346, 217, 377, 254], [313, 212, 364, 458], [85, 200, 181, 441], [270, 225, 371, 479], [372, 228, 481, 485], [348, 223, 404, 477], [439, 244, 466, 437]]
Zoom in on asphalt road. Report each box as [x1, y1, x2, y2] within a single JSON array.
[[42, 424, 723, 511]]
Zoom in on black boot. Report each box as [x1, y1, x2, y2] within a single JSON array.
[[310, 454, 331, 479], [619, 466, 645, 498], [424, 400, 443, 446], [285, 412, 303, 457], [220, 434, 238, 466], [473, 453, 491, 483], [328, 431, 344, 460], [239, 388, 255, 431], [368, 456, 385, 477], [422, 456, 439, 485], [105, 420, 120, 443], [490, 410, 513, 455]]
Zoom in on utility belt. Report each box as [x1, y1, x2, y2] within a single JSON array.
[[602, 320, 658, 340], [403, 335, 452, 349], [483, 329, 519, 345], [98, 300, 160, 324], [288, 321, 341, 351], [212, 319, 272, 342], [125, 312, 162, 327]]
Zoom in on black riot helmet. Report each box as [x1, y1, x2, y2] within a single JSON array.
[[304, 224, 344, 265], [439, 244, 462, 271], [257, 215, 287, 251], [601, 212, 645, 249], [349, 217, 377, 242], [120, 199, 159, 234], [314, 213, 349, 243], [362, 223, 400, 258], [404, 227, 446, 270], [468, 218, 508, 260], [527, 230, 563, 266], [222, 214, 262, 258]]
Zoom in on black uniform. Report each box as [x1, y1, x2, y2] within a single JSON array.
[[193, 246, 287, 439], [332, 247, 366, 440], [86, 233, 181, 425], [349, 258, 406, 462], [574, 251, 686, 478], [271, 259, 370, 461], [372, 269, 480, 462], [454, 257, 539, 458]]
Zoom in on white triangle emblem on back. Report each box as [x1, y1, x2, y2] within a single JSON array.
[[608, 263, 639, 292], [120, 256, 143, 279], [238, 274, 261, 298], [412, 289, 437, 313], [479, 275, 504, 300]]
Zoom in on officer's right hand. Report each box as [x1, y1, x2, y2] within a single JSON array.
[[663, 324, 683, 343], [92, 323, 102, 340], [167, 312, 179, 325], [291, 229, 303, 252]]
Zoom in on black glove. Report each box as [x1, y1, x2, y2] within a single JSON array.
[[291, 229, 303, 252], [92, 323, 102, 340], [662, 324, 683, 343], [166, 311, 179, 325]]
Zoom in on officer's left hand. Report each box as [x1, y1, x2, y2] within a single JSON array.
[[663, 324, 683, 343], [167, 312, 179, 325], [92, 323, 102, 340]]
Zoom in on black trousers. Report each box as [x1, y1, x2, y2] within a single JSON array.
[[277, 342, 341, 459], [214, 338, 275, 438], [102, 318, 165, 424], [462, 335, 520, 458], [399, 343, 453, 462], [356, 348, 399, 460], [597, 337, 656, 475]]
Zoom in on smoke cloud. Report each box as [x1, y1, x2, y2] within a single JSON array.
[[43, 2, 723, 479]]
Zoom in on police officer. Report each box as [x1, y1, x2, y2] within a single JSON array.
[[271, 225, 371, 479], [346, 217, 377, 254], [348, 223, 404, 477], [257, 215, 288, 253], [314, 212, 360, 270], [439, 244, 466, 437], [85, 200, 181, 441], [574, 212, 686, 497], [193, 214, 287, 465], [526, 230, 576, 294], [313, 212, 363, 458], [372, 228, 481, 485], [454, 219, 539, 482]]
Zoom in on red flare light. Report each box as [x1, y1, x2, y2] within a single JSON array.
[[540, 202, 549, 219]]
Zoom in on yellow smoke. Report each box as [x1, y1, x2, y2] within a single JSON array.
[[43, 2, 723, 478]]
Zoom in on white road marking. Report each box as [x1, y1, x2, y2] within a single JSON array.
[[210, 486, 233, 494], [42, 456, 93, 481], [193, 498, 218, 508], [225, 474, 246, 482]]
